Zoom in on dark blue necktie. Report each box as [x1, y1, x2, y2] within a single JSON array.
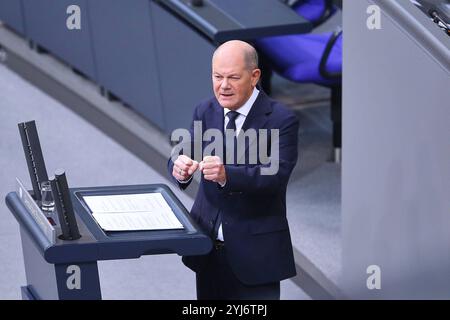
[[224, 111, 240, 165], [213, 111, 240, 239]]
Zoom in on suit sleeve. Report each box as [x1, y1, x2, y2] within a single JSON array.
[[222, 114, 299, 195], [167, 104, 203, 190]]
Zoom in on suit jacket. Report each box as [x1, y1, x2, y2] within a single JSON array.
[[168, 91, 299, 286]]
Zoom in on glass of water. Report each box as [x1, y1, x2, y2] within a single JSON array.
[[40, 181, 55, 214]]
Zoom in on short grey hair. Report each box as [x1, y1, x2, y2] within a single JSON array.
[[244, 46, 259, 70]]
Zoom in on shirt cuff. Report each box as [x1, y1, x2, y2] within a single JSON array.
[[177, 176, 193, 184], [218, 180, 226, 188]]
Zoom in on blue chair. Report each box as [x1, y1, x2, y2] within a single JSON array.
[[256, 29, 343, 161], [290, 0, 338, 27]]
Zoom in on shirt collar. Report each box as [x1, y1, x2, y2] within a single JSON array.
[[224, 87, 260, 118]]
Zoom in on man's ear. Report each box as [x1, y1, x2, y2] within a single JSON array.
[[251, 69, 261, 86]]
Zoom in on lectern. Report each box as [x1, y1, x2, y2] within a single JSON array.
[[6, 183, 212, 300], [7, 120, 211, 299]]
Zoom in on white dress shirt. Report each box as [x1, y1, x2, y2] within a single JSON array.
[[217, 87, 260, 241], [223, 87, 260, 136]]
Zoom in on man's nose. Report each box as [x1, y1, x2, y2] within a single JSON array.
[[220, 79, 230, 90]]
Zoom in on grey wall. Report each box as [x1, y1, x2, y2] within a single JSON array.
[[342, 0, 450, 299], [150, 1, 214, 133], [0, 0, 25, 35], [89, 0, 166, 131], [22, 0, 97, 80], [12, 0, 215, 134], [1, 0, 309, 136]]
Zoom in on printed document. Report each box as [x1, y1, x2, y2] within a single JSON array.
[[83, 193, 183, 231]]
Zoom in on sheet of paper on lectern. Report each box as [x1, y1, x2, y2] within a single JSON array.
[[83, 193, 184, 231]]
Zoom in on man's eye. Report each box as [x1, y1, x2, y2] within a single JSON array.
[[214, 76, 223, 80]]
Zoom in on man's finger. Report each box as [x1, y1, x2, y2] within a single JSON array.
[[173, 160, 189, 174], [174, 168, 190, 181], [202, 155, 214, 163], [173, 160, 187, 172], [188, 161, 199, 175], [201, 162, 217, 170], [203, 167, 219, 175], [178, 155, 193, 166], [174, 160, 189, 172], [172, 169, 183, 181], [202, 155, 221, 163], [203, 174, 217, 181]]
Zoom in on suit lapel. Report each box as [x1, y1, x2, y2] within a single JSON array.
[[238, 92, 273, 163], [241, 91, 272, 132], [202, 100, 225, 157]]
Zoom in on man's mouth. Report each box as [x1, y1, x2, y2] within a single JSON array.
[[220, 93, 234, 98]]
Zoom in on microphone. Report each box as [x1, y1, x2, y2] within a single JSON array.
[[428, 8, 450, 34], [429, 9, 441, 21]]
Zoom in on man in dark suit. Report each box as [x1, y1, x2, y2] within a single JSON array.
[[168, 40, 299, 300]]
